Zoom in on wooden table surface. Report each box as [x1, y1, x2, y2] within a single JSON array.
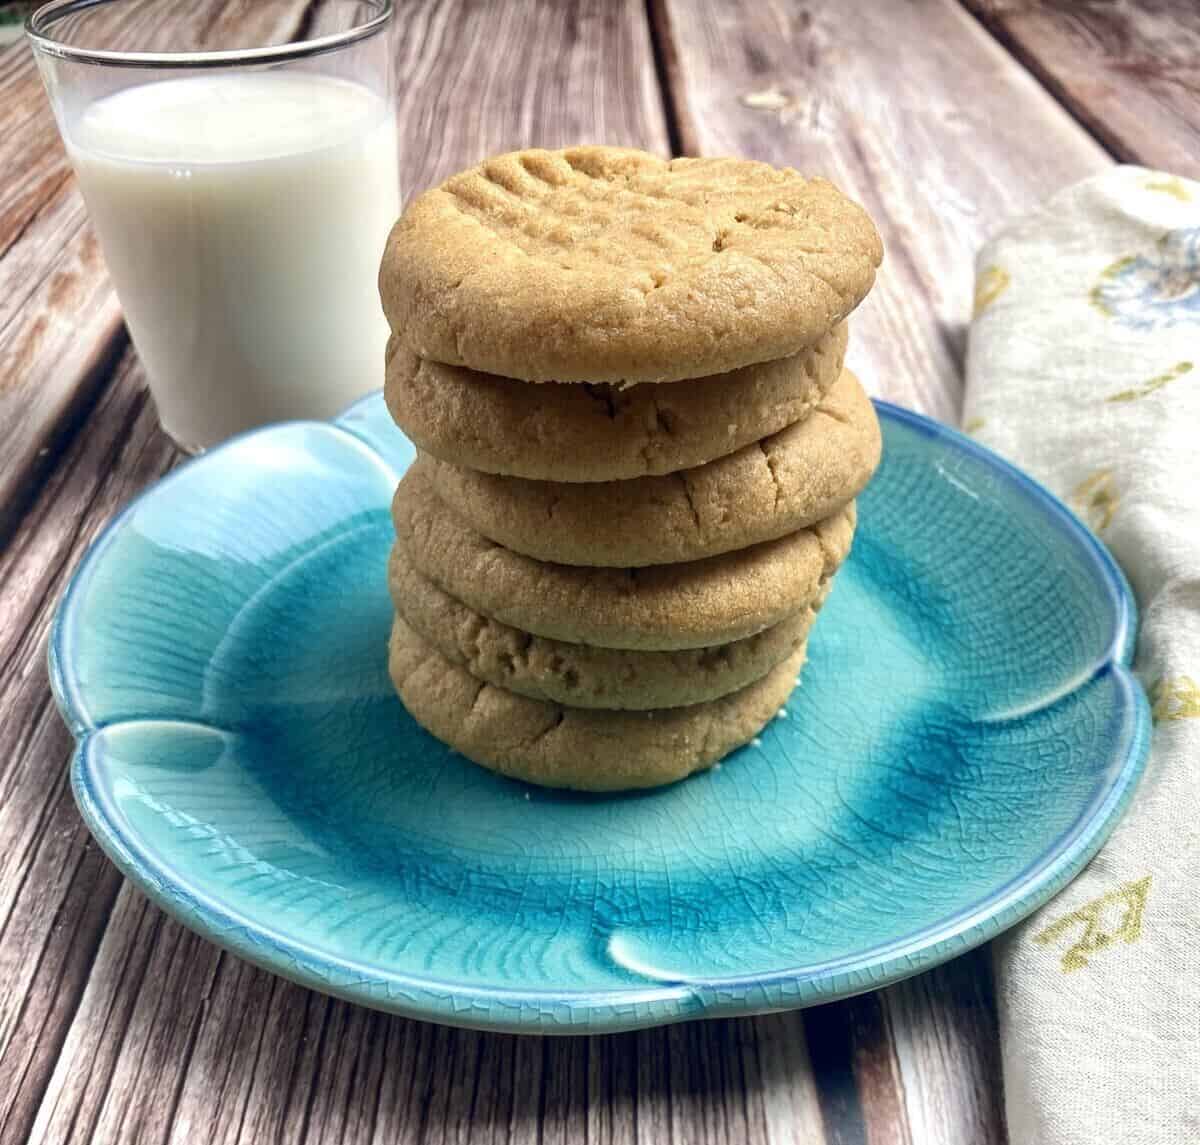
[[2, 2, 1196, 1142]]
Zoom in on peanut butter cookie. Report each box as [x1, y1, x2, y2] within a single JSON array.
[[389, 541, 829, 709], [379, 146, 882, 382], [422, 368, 879, 566], [388, 615, 806, 790], [383, 324, 847, 482], [392, 465, 855, 651]]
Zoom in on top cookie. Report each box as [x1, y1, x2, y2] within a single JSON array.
[[378, 146, 882, 383]]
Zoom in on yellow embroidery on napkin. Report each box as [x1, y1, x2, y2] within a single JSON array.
[[973, 266, 1010, 317], [964, 416, 986, 434], [1034, 876, 1152, 972], [1145, 176, 1192, 202], [1068, 469, 1119, 533], [1107, 361, 1193, 403], [1150, 676, 1200, 721], [1089, 256, 1137, 316]]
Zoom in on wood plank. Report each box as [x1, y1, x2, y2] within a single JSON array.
[[0, 352, 177, 1145], [652, 0, 1110, 422], [818, 992, 914, 1145], [805, 1000, 878, 1145], [962, 0, 1200, 177], [390, 0, 670, 197], [28, 880, 856, 1145], [0, 0, 317, 544], [883, 952, 1007, 1145]]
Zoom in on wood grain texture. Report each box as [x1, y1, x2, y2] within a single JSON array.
[[0, 353, 177, 1145], [390, 0, 669, 197], [653, 0, 1110, 422], [26, 910, 848, 1145], [884, 952, 1006, 1145], [821, 994, 913, 1145], [963, 0, 1200, 177]]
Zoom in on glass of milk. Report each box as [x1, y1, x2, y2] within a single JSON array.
[[27, 0, 400, 452]]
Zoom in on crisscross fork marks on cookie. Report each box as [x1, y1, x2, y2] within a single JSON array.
[[440, 148, 868, 289]]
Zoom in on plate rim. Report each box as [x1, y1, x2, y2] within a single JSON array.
[[49, 395, 1152, 1033]]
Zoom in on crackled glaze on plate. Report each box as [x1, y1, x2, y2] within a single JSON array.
[[50, 395, 1150, 1033]]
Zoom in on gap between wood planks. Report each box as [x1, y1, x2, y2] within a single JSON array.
[[960, 0, 1200, 178], [645, 0, 688, 157]]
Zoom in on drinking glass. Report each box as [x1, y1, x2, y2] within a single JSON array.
[[27, 0, 400, 452]]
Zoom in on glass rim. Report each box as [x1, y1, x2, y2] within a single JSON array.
[[26, 0, 393, 69]]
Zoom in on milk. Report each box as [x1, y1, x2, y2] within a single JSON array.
[[66, 73, 400, 449]]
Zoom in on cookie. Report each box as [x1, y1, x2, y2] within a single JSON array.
[[392, 465, 855, 650], [383, 324, 847, 482], [379, 146, 882, 383], [389, 541, 829, 709], [422, 368, 879, 567], [388, 615, 806, 790]]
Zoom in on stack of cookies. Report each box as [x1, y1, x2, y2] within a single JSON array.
[[378, 146, 882, 791]]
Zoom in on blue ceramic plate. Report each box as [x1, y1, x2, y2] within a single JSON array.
[[51, 394, 1149, 1033]]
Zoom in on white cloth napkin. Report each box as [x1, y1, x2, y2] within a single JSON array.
[[963, 166, 1200, 1145]]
